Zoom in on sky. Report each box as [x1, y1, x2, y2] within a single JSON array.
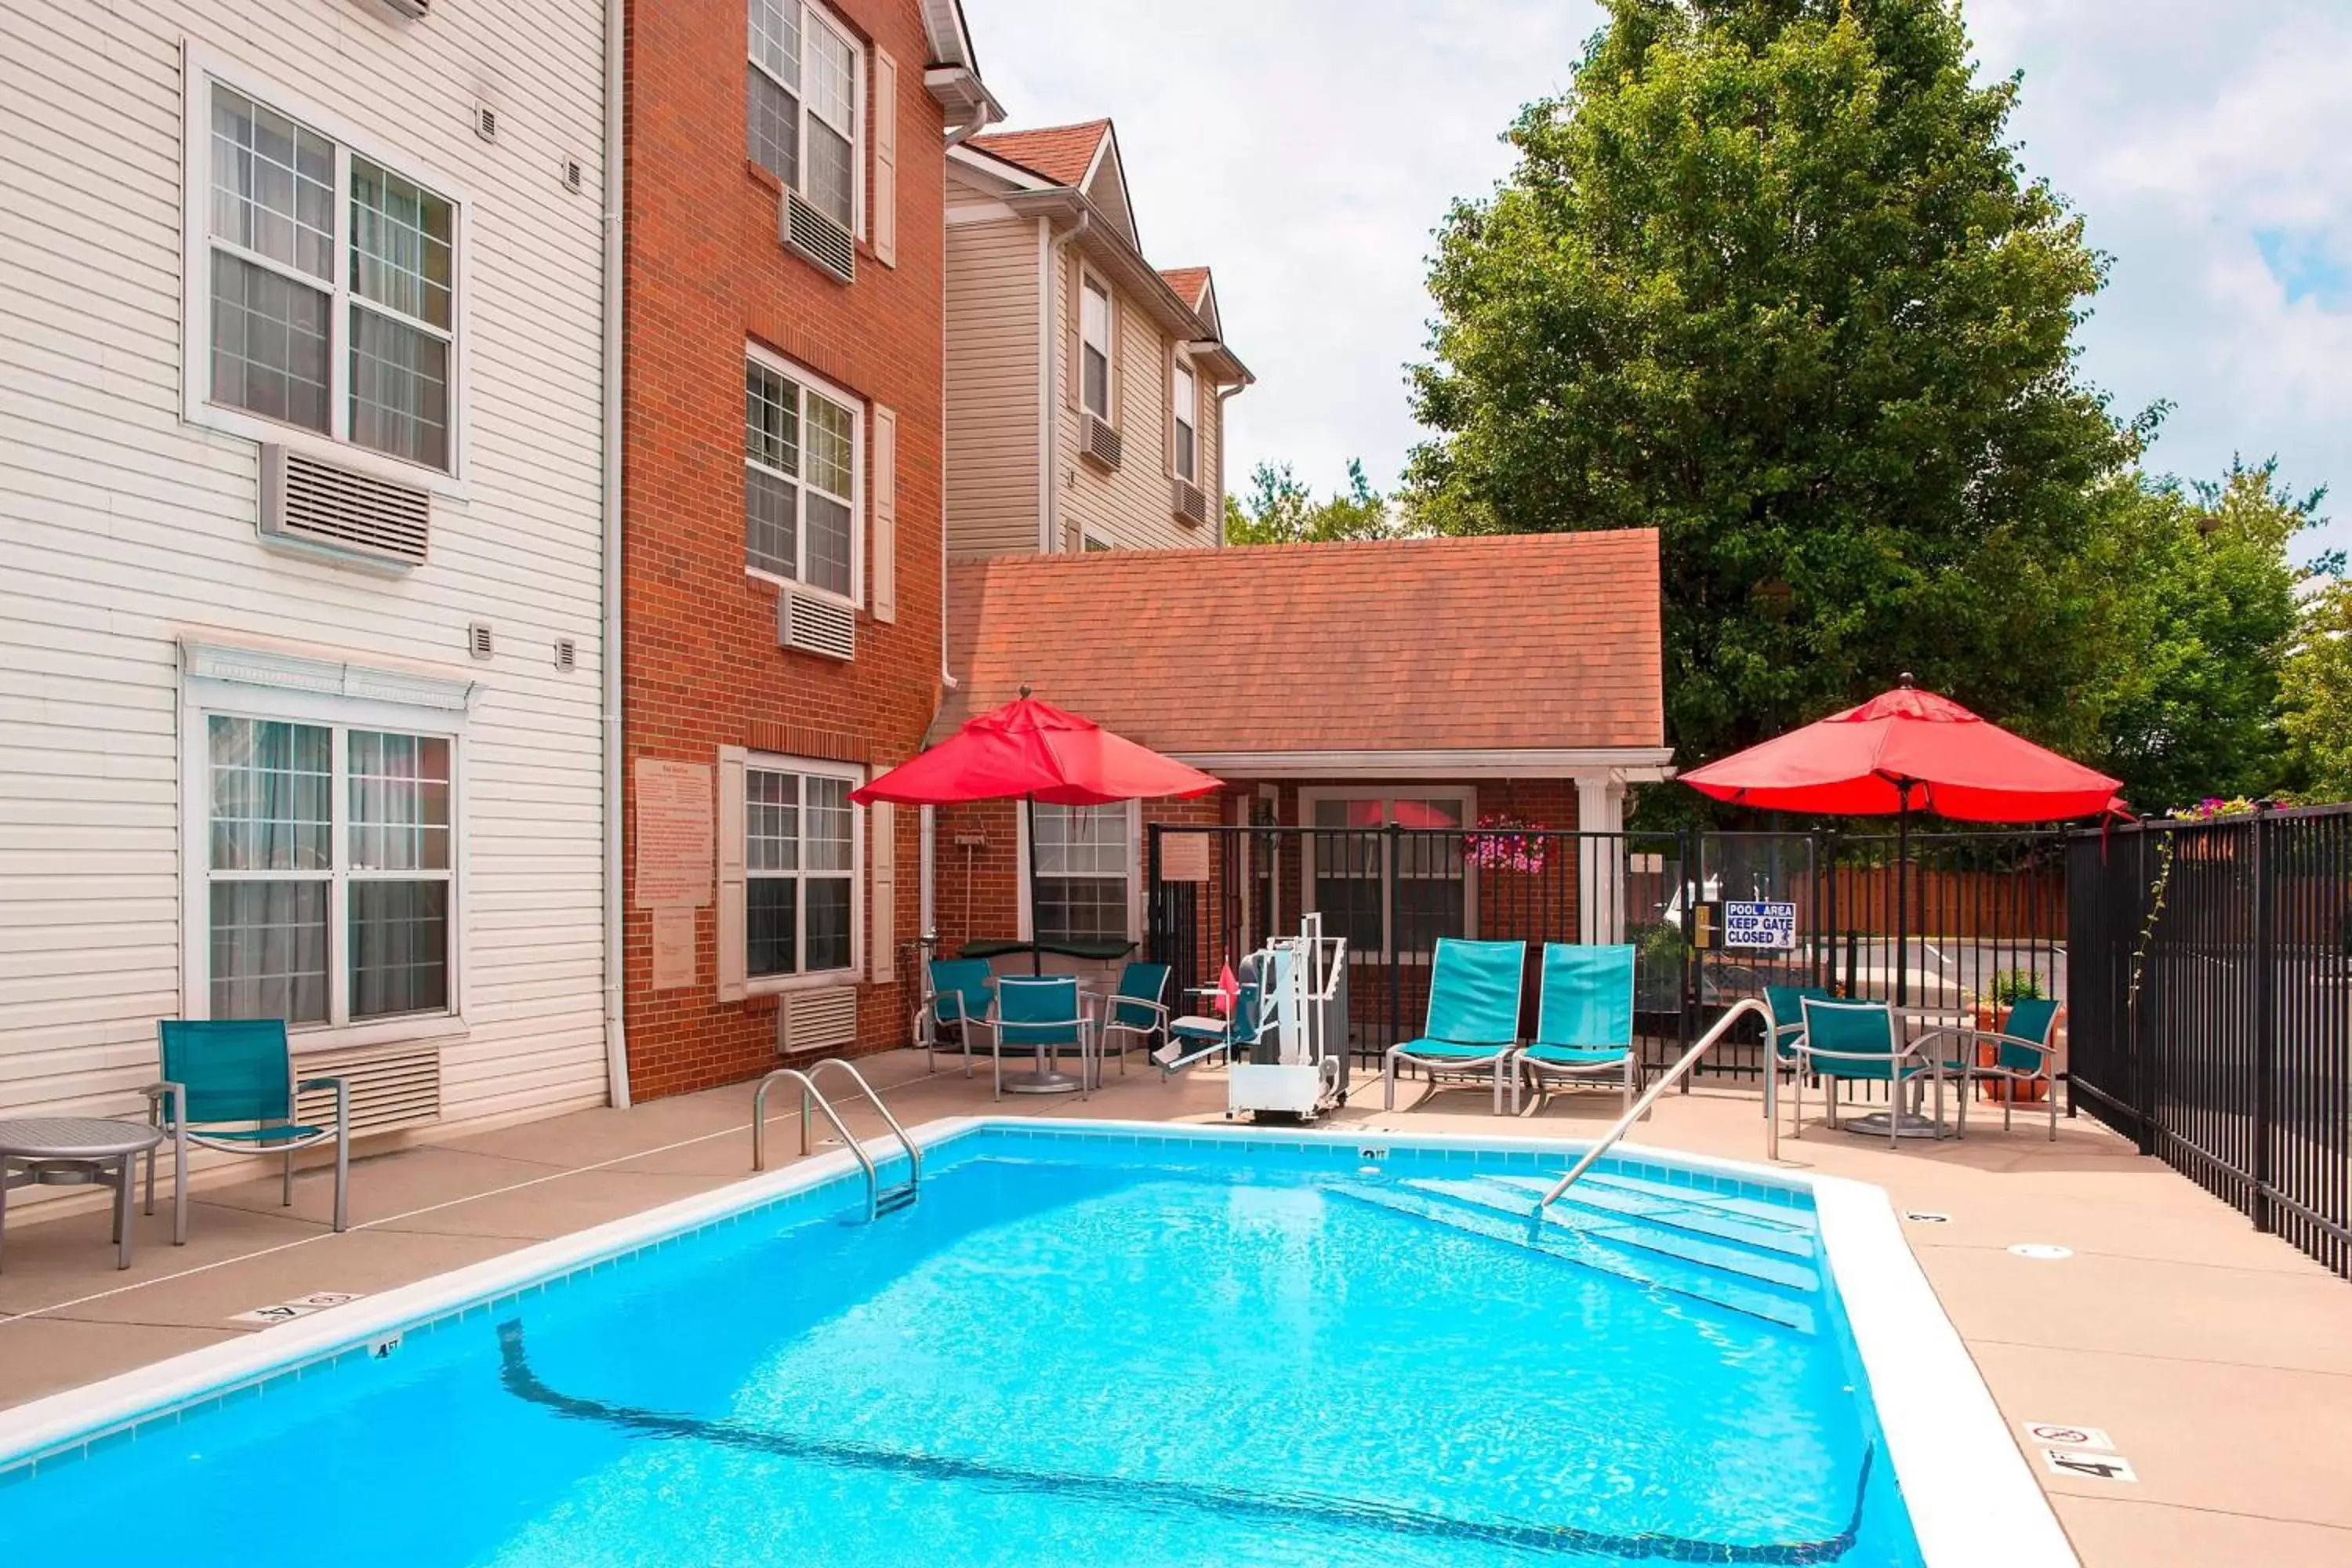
[[964, 0, 2351, 560]]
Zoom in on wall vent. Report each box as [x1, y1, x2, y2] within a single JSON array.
[[553, 637, 578, 672], [474, 104, 499, 143], [467, 622, 494, 660], [1082, 415, 1123, 471], [782, 189, 855, 283], [373, 0, 431, 16], [778, 586, 855, 661], [293, 1040, 443, 1138], [259, 445, 431, 567], [562, 158, 584, 194], [777, 985, 859, 1055], [1171, 478, 1207, 527]]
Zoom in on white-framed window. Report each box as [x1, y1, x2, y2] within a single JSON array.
[[1080, 274, 1112, 420], [1298, 789, 1476, 960], [197, 712, 458, 1028], [1171, 358, 1198, 481], [1029, 802, 1134, 946], [746, 758, 862, 982], [746, 347, 862, 602], [748, 0, 863, 233], [183, 59, 463, 477]]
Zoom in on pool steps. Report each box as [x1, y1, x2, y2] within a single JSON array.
[[1327, 1174, 1821, 1334]]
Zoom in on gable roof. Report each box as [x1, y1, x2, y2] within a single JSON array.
[[968, 121, 1109, 187], [942, 532, 1665, 758], [1158, 267, 1210, 307]]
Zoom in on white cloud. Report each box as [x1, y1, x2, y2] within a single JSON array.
[[964, 0, 2350, 551]]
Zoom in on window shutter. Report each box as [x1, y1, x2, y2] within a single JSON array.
[[869, 800, 895, 982], [871, 404, 898, 622], [716, 746, 748, 1002], [872, 49, 898, 267]]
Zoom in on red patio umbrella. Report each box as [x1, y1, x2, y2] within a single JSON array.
[[1679, 675, 2124, 1002], [851, 690, 1221, 973]]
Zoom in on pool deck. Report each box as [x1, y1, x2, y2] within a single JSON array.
[[2, 1054, 2345, 1566]]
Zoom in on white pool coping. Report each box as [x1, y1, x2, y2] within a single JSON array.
[[0, 1116, 2077, 1566]]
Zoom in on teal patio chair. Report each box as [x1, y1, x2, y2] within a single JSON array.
[[143, 1020, 350, 1238], [1515, 944, 1639, 1115], [1383, 938, 1526, 1115], [1928, 996, 2061, 1142], [1095, 961, 1172, 1081], [1764, 983, 1836, 1124], [924, 956, 998, 1077], [1792, 998, 1943, 1150], [993, 975, 1090, 1102]]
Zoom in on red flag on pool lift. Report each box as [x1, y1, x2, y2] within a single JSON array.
[[1214, 960, 1240, 1017]]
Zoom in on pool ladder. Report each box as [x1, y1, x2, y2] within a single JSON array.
[[750, 1058, 921, 1221]]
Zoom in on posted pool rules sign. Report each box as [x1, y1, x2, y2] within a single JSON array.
[[1723, 901, 1798, 950]]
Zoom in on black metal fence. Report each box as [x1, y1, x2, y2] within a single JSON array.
[[1145, 824, 2064, 1089], [2068, 806, 2352, 1277]]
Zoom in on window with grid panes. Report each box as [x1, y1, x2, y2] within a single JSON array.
[[1032, 804, 1131, 946], [747, 0, 861, 229], [746, 353, 858, 599], [746, 764, 858, 978], [201, 82, 457, 470]]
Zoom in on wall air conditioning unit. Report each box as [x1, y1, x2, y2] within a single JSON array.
[[292, 1040, 443, 1138], [260, 444, 432, 568], [777, 985, 859, 1055], [778, 584, 856, 660], [1171, 477, 1208, 528], [1082, 414, 1123, 471], [782, 188, 855, 283]]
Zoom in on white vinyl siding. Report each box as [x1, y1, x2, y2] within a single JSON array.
[[942, 212, 1041, 559], [1053, 252, 1197, 552], [0, 9, 609, 1136]]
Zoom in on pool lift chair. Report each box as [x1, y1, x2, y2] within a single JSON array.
[[1155, 916, 1352, 1123]]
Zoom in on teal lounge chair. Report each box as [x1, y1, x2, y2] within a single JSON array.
[[1792, 998, 1944, 1150], [1763, 983, 1835, 1124], [1515, 944, 1638, 1115], [144, 1019, 350, 1237], [1929, 996, 2061, 1142], [993, 975, 1090, 1102], [924, 957, 998, 1077], [1383, 938, 1526, 1115], [1095, 961, 1172, 1080]]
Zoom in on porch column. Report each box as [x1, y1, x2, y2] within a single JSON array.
[[1575, 774, 1628, 944]]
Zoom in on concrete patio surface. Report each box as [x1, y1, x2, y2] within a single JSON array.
[[2, 1052, 2345, 1566]]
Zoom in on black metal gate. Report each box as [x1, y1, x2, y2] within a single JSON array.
[[2067, 807, 2351, 1277], [1146, 823, 2065, 1087]]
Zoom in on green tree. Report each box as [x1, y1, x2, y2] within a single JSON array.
[[1223, 459, 1409, 546], [2281, 572, 2352, 804], [1406, 0, 2137, 772], [2078, 460, 2322, 811]]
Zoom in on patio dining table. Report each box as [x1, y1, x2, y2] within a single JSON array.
[[1834, 1009, 1968, 1141]]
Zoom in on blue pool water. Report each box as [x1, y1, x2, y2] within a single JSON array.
[[1, 1128, 1923, 1566]]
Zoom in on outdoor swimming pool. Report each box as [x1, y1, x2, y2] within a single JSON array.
[[0, 1123, 2053, 1566]]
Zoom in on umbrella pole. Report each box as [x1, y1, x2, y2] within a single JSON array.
[[1025, 793, 1044, 977], [1896, 785, 1911, 1009]]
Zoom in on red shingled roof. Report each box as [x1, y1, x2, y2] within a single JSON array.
[[1158, 267, 1210, 309], [968, 121, 1109, 187], [943, 532, 1664, 754]]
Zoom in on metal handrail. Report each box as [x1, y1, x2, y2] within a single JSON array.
[[1535, 996, 1775, 1210], [749, 1059, 921, 1221]]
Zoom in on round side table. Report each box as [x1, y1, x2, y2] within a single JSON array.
[[0, 1117, 171, 1272]]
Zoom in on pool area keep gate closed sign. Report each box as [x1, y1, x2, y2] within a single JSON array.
[[1723, 901, 1798, 950]]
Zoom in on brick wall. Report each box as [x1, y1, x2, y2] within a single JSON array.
[[621, 0, 949, 1100]]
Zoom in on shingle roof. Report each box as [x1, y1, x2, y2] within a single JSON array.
[[1157, 267, 1210, 310], [968, 121, 1109, 187], [943, 532, 1664, 754]]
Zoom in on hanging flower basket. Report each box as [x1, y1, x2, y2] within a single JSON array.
[[1467, 814, 1550, 873]]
